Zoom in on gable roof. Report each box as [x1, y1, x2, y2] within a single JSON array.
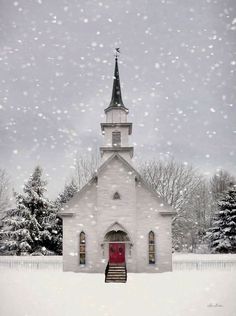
[[58, 153, 176, 217], [97, 152, 138, 176]]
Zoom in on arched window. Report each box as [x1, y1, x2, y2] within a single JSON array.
[[112, 131, 121, 147], [79, 232, 86, 265], [148, 231, 155, 264], [113, 192, 121, 200]]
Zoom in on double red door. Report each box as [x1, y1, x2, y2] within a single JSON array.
[[109, 243, 125, 264]]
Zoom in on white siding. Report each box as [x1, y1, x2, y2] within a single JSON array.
[[62, 156, 173, 273], [103, 126, 129, 147], [106, 108, 127, 123]]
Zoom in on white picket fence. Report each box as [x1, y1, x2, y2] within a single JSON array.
[[173, 254, 236, 271], [0, 256, 62, 271], [0, 254, 236, 271]]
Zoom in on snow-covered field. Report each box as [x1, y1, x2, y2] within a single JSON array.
[[0, 270, 236, 316]]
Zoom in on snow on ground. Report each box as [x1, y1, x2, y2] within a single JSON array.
[[0, 270, 236, 316]]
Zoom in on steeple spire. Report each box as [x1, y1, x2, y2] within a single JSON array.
[[106, 50, 128, 112], [101, 49, 133, 161]]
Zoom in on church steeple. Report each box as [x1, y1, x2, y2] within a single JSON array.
[[100, 51, 133, 162], [105, 52, 128, 113]]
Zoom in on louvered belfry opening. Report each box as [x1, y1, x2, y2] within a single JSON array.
[[112, 131, 121, 147]]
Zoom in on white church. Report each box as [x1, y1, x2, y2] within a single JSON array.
[[59, 55, 175, 282]]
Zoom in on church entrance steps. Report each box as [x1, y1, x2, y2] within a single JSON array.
[[105, 263, 127, 283]]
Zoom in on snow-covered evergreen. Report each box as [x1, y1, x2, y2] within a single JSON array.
[[206, 185, 236, 253], [55, 179, 78, 206], [0, 193, 40, 255], [0, 166, 62, 255]]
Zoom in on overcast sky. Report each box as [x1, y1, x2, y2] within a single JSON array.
[[0, 0, 236, 198]]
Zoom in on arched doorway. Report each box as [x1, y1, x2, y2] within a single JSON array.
[[104, 230, 129, 264], [101, 222, 133, 264]]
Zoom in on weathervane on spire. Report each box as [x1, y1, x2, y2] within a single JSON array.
[[114, 48, 120, 59]]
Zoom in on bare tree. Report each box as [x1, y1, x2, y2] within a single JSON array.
[[138, 159, 210, 251], [185, 179, 212, 251], [210, 169, 235, 201], [192, 180, 212, 229], [139, 159, 202, 218], [0, 168, 11, 219], [72, 150, 101, 190]]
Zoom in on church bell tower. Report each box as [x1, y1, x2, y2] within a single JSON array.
[[100, 53, 133, 162]]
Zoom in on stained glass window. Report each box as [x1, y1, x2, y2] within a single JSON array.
[[148, 231, 155, 264], [79, 232, 86, 265]]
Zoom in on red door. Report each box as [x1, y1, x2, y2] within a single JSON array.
[[109, 243, 125, 264]]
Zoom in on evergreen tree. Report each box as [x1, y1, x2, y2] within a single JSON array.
[[39, 203, 62, 255], [206, 185, 236, 253], [0, 193, 41, 255], [0, 166, 62, 255], [55, 179, 78, 206]]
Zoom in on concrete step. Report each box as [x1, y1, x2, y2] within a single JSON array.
[[107, 272, 125, 276], [106, 275, 126, 278], [106, 274, 126, 278], [108, 266, 126, 269], [105, 263, 127, 283], [106, 276, 126, 279], [106, 280, 126, 282], [108, 267, 126, 270], [105, 280, 126, 283], [107, 276, 126, 280]]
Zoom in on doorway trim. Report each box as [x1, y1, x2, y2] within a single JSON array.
[[101, 222, 133, 263], [102, 222, 132, 244]]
